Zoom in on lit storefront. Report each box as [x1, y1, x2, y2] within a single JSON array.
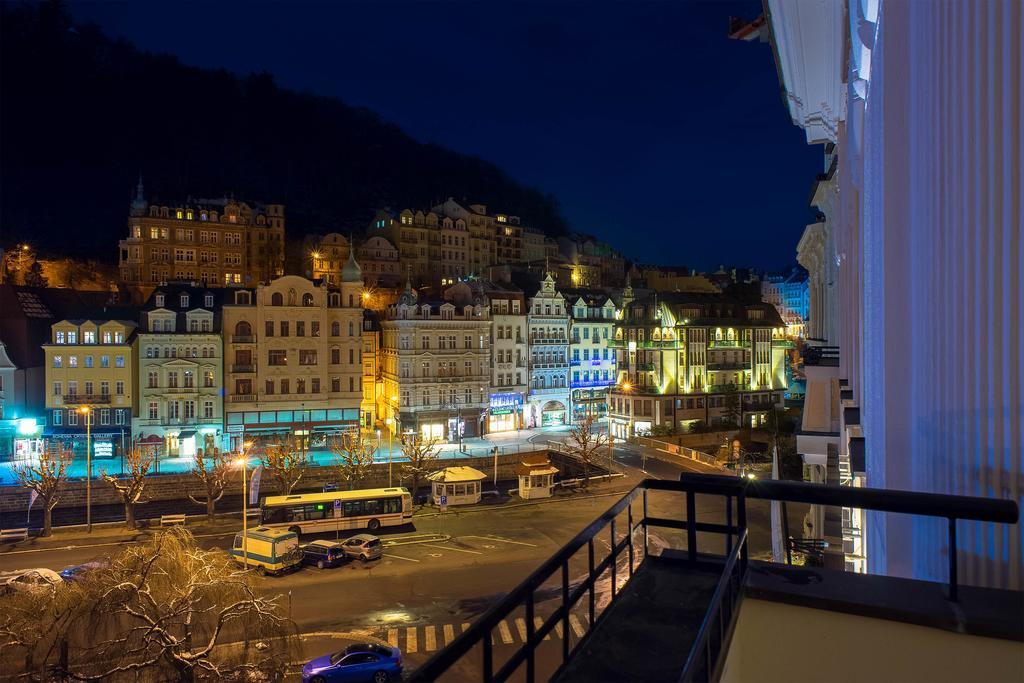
[[4, 417, 44, 463], [487, 393, 523, 433]]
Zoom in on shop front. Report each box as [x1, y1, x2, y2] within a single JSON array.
[[571, 388, 609, 421], [487, 393, 523, 434], [540, 400, 567, 427], [6, 417, 44, 463]]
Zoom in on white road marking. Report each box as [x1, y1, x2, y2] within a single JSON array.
[[534, 617, 550, 640], [443, 624, 455, 645], [387, 628, 399, 647], [555, 620, 564, 639], [406, 627, 417, 653], [421, 543, 483, 555], [424, 625, 437, 651], [498, 620, 514, 644], [464, 535, 539, 548], [514, 617, 528, 642], [461, 623, 470, 633], [569, 614, 586, 638], [383, 553, 420, 563]]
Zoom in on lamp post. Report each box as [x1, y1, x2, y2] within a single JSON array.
[[237, 440, 252, 569], [385, 418, 394, 487], [79, 407, 93, 533]]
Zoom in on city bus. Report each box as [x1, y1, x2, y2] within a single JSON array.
[[259, 487, 413, 535]]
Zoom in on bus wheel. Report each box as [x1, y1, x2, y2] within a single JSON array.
[[367, 518, 381, 531], [256, 565, 266, 577], [288, 526, 301, 536]]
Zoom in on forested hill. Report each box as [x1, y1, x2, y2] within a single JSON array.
[[0, 3, 567, 260]]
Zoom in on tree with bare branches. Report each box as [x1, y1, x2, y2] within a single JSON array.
[[258, 442, 308, 495], [564, 415, 611, 489], [329, 431, 376, 490], [0, 527, 301, 681], [100, 448, 154, 529], [399, 433, 440, 503], [14, 444, 72, 536], [188, 448, 232, 522]]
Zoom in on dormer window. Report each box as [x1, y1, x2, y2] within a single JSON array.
[[204, 294, 214, 308], [180, 294, 190, 308], [176, 210, 183, 219], [236, 291, 251, 305], [155, 294, 165, 308]]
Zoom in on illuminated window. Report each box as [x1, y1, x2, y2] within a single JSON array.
[[176, 210, 183, 219]]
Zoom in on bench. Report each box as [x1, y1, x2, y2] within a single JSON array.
[[0, 528, 29, 543], [160, 514, 186, 526]]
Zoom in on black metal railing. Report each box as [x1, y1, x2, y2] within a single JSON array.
[[411, 474, 1019, 683]]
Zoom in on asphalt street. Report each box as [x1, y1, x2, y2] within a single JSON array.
[[0, 446, 797, 681]]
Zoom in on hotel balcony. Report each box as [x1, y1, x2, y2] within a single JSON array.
[[231, 364, 256, 373], [708, 339, 751, 349], [229, 394, 257, 403], [232, 335, 255, 344], [62, 394, 111, 405], [707, 361, 748, 371], [410, 475, 1021, 683]]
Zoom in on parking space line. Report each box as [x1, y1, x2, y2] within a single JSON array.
[[443, 624, 455, 645], [464, 535, 539, 548], [406, 627, 417, 653], [383, 553, 420, 563], [421, 543, 483, 555], [555, 621, 563, 639], [498, 620, 514, 644], [569, 614, 586, 638], [533, 617, 550, 640], [424, 625, 437, 652], [387, 628, 399, 647], [514, 618, 528, 642]]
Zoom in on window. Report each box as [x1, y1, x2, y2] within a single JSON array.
[[168, 372, 179, 388], [102, 331, 112, 344], [53, 355, 62, 368], [84, 356, 94, 368], [349, 348, 355, 364], [101, 355, 109, 368], [184, 401, 195, 419], [115, 410, 126, 425], [331, 348, 341, 364], [331, 377, 341, 392], [297, 378, 306, 394], [68, 411, 78, 427], [69, 356, 78, 368], [299, 350, 317, 365], [331, 322, 340, 337], [296, 321, 305, 337], [168, 401, 179, 419], [203, 400, 214, 419], [311, 377, 320, 393], [84, 331, 96, 344], [311, 321, 320, 337], [100, 381, 109, 396], [265, 321, 274, 338], [116, 356, 125, 368], [280, 321, 289, 337], [280, 379, 290, 394], [268, 350, 287, 366], [67, 381, 78, 396], [100, 409, 110, 425], [183, 370, 194, 388], [205, 294, 214, 307], [204, 370, 214, 388], [271, 292, 284, 306]]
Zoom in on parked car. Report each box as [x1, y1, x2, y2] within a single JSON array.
[[229, 527, 302, 575], [301, 642, 401, 683], [340, 534, 383, 561], [0, 568, 63, 595], [301, 540, 348, 569], [59, 560, 108, 583]]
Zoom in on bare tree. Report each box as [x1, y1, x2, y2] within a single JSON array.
[[14, 444, 72, 536], [188, 448, 232, 522], [329, 431, 376, 490], [722, 384, 743, 428], [100, 449, 153, 529], [399, 434, 440, 502], [259, 442, 308, 495], [0, 527, 300, 681], [564, 415, 611, 489]]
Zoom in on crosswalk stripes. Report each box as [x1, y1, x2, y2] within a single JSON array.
[[376, 612, 592, 654]]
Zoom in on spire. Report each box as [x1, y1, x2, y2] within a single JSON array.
[[341, 237, 362, 283], [130, 175, 147, 216]]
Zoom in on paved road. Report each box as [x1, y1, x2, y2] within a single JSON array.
[[0, 449, 797, 681]]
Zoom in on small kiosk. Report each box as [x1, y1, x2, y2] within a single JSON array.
[[517, 453, 559, 500], [428, 466, 487, 506]]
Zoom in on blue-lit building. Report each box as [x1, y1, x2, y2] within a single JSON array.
[[564, 290, 618, 421], [761, 266, 809, 336]]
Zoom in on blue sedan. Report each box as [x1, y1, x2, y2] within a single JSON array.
[[301, 643, 402, 683]]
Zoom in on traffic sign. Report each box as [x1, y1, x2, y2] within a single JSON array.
[[439, 495, 448, 512], [334, 499, 342, 510]]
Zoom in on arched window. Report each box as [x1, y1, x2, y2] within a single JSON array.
[[302, 293, 314, 307], [234, 321, 252, 338], [331, 322, 340, 337], [271, 292, 284, 306]]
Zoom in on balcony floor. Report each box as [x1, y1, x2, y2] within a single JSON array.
[[553, 553, 721, 682]]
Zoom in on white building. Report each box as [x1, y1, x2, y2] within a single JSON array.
[[473, 281, 528, 434], [769, 0, 1022, 588], [526, 273, 570, 427], [135, 285, 226, 459], [565, 290, 618, 422]]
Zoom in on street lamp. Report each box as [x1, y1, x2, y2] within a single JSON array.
[[79, 407, 92, 533], [237, 440, 253, 569], [384, 418, 394, 486]]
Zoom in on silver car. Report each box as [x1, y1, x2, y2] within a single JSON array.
[[341, 534, 383, 561]]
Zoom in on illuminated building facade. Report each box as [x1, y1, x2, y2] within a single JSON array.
[[134, 285, 225, 460], [118, 180, 285, 287], [43, 319, 137, 458], [608, 293, 788, 438], [357, 236, 402, 288], [221, 262, 364, 451], [525, 273, 570, 427], [305, 233, 351, 285], [478, 282, 528, 433], [565, 291, 618, 421], [380, 282, 491, 441]]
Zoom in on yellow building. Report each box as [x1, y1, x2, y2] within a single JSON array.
[[43, 319, 137, 458]]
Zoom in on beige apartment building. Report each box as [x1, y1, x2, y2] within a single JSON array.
[[380, 282, 491, 442], [305, 233, 351, 285], [221, 258, 364, 450], [118, 180, 285, 288], [607, 291, 790, 438]]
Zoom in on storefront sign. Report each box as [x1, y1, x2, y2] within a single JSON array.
[[489, 393, 523, 415], [93, 440, 114, 458]]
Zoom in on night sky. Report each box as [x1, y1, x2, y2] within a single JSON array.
[[69, 1, 822, 271]]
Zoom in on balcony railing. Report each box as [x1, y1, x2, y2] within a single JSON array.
[[232, 335, 255, 343], [708, 339, 751, 349], [530, 337, 568, 345], [707, 362, 748, 371], [229, 394, 257, 402], [410, 475, 1019, 683], [231, 364, 256, 373], [63, 394, 110, 404], [532, 361, 569, 369]]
